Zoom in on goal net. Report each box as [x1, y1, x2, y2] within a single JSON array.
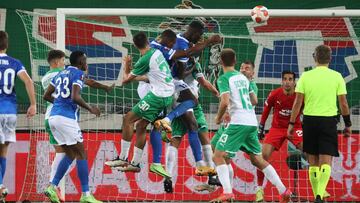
[[16, 8, 360, 202]]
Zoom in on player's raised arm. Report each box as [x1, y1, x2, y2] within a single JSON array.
[[18, 70, 36, 117]]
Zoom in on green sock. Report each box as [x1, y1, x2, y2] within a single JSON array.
[[318, 164, 331, 200], [308, 166, 320, 198]]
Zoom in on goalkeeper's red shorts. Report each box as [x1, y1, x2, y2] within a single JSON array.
[[263, 127, 303, 150]]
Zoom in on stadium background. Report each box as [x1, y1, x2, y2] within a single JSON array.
[[0, 0, 360, 202]]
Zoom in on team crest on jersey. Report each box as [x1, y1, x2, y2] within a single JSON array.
[[30, 9, 133, 84], [247, 7, 360, 84]]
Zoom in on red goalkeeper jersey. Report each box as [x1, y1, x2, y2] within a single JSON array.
[[260, 87, 302, 129]]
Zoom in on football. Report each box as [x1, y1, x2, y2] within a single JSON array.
[[251, 5, 269, 23]]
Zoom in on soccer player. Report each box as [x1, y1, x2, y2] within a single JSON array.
[[105, 32, 175, 175], [0, 31, 36, 201], [211, 48, 291, 203], [42, 49, 114, 197], [287, 45, 351, 203], [43, 51, 102, 203], [255, 70, 302, 202]]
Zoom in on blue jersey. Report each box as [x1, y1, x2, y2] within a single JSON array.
[[149, 40, 176, 64], [0, 53, 26, 114], [172, 34, 195, 78], [50, 66, 85, 121]]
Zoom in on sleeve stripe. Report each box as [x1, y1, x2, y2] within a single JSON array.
[[178, 58, 189, 63], [16, 69, 26, 75], [220, 91, 230, 96], [130, 72, 140, 76], [168, 49, 176, 59], [73, 83, 83, 88]]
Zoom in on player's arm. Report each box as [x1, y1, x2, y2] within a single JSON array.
[[171, 35, 222, 60], [85, 78, 115, 93], [197, 76, 219, 97], [43, 84, 55, 103], [72, 84, 100, 116], [215, 93, 229, 124], [338, 95, 351, 137], [18, 71, 36, 117], [122, 55, 149, 84], [249, 92, 258, 106], [287, 92, 304, 138], [258, 92, 274, 139]]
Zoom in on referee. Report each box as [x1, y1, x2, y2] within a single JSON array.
[[287, 45, 352, 203]]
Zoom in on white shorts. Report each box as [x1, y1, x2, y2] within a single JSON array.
[[0, 115, 17, 144], [49, 115, 83, 145]]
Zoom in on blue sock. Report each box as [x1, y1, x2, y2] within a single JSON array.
[[188, 130, 202, 162], [0, 157, 6, 183], [150, 129, 162, 164], [166, 100, 195, 121], [52, 155, 73, 186], [76, 160, 89, 193]]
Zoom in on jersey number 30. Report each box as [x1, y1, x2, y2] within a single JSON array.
[[54, 77, 71, 98]]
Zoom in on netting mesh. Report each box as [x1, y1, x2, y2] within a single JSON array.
[[16, 9, 360, 202]]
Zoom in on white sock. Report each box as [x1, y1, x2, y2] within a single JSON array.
[[262, 165, 286, 194], [202, 145, 215, 168], [257, 185, 263, 191], [228, 164, 234, 186], [83, 191, 90, 196], [50, 153, 65, 183], [119, 140, 131, 160], [216, 164, 232, 194], [196, 160, 206, 167], [131, 147, 143, 166], [164, 117, 171, 123], [166, 145, 177, 177]]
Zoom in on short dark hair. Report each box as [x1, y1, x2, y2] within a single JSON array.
[[0, 31, 8, 51], [282, 70, 296, 79], [189, 20, 204, 32], [70, 50, 86, 66], [221, 48, 236, 66], [243, 60, 255, 69], [161, 29, 177, 41], [133, 32, 148, 49], [47, 49, 65, 63], [314, 45, 332, 64]]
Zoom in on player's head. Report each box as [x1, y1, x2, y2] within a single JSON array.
[[220, 48, 236, 68], [47, 49, 65, 68], [70, 50, 87, 71], [186, 20, 204, 44], [160, 29, 177, 48], [240, 60, 255, 80], [281, 70, 296, 92], [0, 31, 9, 52], [313, 45, 332, 66], [133, 32, 149, 49]]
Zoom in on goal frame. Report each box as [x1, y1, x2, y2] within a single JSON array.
[[56, 8, 360, 51]]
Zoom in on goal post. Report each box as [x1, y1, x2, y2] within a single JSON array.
[[17, 7, 360, 202]]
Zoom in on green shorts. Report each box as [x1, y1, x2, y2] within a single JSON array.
[[211, 123, 228, 147], [45, 119, 58, 145], [172, 104, 208, 137], [132, 91, 173, 122], [215, 124, 261, 158]]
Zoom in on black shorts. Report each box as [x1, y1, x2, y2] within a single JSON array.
[[302, 115, 339, 157]]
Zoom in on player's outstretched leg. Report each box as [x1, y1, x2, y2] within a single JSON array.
[[105, 111, 141, 167], [250, 154, 292, 203], [164, 139, 181, 193], [154, 88, 198, 133], [0, 143, 9, 203], [149, 128, 171, 178]]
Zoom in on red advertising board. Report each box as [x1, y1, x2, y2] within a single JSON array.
[[6, 133, 360, 202]]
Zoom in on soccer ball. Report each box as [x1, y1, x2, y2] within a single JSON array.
[[251, 5, 269, 23]]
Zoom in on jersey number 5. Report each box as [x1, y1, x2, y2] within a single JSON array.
[[54, 77, 71, 98]]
